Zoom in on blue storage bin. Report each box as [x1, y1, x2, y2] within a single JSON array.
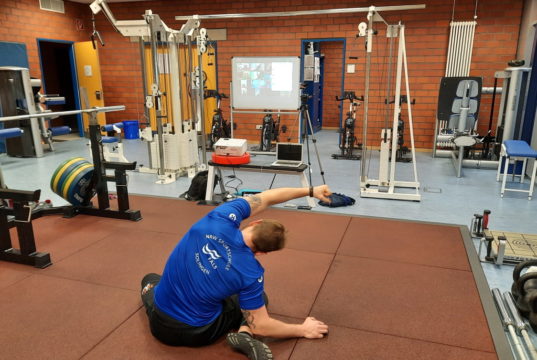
[[123, 120, 139, 139]]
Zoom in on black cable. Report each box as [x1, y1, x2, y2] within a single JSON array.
[[223, 169, 242, 194], [224, 177, 243, 194], [268, 173, 277, 189]]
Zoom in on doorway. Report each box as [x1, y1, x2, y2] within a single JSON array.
[[37, 39, 82, 136], [300, 38, 346, 134]]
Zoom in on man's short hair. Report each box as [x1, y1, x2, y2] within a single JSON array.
[[251, 219, 286, 253]]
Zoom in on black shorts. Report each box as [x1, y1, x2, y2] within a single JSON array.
[[141, 273, 267, 347]]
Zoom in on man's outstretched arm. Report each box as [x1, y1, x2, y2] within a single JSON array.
[[245, 185, 332, 217], [240, 305, 328, 339]]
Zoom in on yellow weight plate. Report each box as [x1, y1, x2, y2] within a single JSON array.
[[61, 164, 94, 199], [50, 157, 86, 192]]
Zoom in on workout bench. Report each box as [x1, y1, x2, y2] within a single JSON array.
[[496, 140, 537, 200]]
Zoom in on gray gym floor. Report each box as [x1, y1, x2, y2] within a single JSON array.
[[2, 130, 536, 302]]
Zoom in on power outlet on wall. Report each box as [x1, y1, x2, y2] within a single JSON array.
[[256, 125, 263, 130]]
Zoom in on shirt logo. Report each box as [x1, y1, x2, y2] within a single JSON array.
[[202, 244, 221, 260], [229, 213, 237, 221], [258, 275, 263, 283]]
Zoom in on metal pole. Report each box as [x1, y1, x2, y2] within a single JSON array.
[[304, 107, 326, 184], [504, 291, 537, 360], [148, 16, 166, 178], [384, 28, 395, 130], [198, 50, 208, 165], [175, 4, 426, 20], [360, 9, 374, 183], [138, 37, 156, 169], [492, 289, 528, 360], [139, 37, 150, 124], [169, 33, 183, 128], [229, 81, 234, 138], [175, 37, 186, 132], [0, 106, 125, 122], [301, 108, 312, 186], [388, 24, 404, 189], [401, 26, 420, 185], [187, 37, 197, 128]]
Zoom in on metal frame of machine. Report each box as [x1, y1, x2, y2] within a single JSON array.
[[495, 67, 532, 144], [0, 67, 71, 158], [90, 0, 208, 184], [175, 4, 424, 201], [433, 66, 533, 177], [358, 8, 421, 202]]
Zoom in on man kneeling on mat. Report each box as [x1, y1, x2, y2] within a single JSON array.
[[141, 185, 331, 360]]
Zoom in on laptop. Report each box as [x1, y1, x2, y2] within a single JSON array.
[[271, 143, 303, 167]]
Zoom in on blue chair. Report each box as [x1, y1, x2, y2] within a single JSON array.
[[496, 140, 537, 200]]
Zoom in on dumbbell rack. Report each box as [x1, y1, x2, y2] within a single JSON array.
[[0, 106, 141, 268]]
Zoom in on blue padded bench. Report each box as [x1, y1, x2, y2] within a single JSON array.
[[101, 136, 119, 143], [101, 123, 124, 144], [50, 126, 71, 136], [101, 122, 124, 133], [0, 128, 23, 139], [496, 140, 537, 200]]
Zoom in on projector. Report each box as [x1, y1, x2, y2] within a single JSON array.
[[214, 138, 248, 156]]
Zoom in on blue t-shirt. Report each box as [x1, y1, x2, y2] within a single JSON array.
[[154, 198, 265, 327]]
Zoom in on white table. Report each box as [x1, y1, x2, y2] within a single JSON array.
[[205, 161, 316, 207]]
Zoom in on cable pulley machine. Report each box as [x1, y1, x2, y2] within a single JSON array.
[[358, 6, 421, 201], [90, 0, 208, 184]]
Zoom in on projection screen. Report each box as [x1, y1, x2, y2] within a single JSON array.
[[231, 56, 301, 110]]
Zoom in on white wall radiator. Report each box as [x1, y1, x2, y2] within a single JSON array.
[[445, 21, 477, 77], [434, 20, 478, 157]]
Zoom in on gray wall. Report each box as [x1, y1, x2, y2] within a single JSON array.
[[517, 0, 537, 62]]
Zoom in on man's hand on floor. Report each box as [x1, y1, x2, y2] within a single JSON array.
[[301, 316, 329, 339]]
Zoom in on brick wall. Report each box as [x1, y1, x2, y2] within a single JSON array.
[[1, 0, 524, 149], [0, 0, 89, 79]]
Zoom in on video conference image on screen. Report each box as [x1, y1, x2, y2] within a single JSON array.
[[236, 61, 293, 96], [231, 57, 300, 110]]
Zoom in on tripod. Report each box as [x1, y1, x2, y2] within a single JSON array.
[[297, 89, 326, 185]]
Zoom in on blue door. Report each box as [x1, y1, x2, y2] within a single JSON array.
[[301, 38, 346, 135]]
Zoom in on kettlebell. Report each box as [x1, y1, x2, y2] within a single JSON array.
[[515, 272, 537, 317], [511, 260, 537, 300]]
